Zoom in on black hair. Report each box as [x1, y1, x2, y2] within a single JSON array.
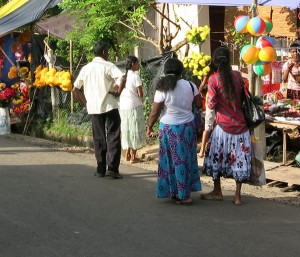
[[93, 42, 110, 56], [212, 47, 234, 103], [125, 55, 138, 74], [155, 58, 183, 92]]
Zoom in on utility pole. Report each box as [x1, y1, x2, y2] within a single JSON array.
[[249, 0, 266, 159]]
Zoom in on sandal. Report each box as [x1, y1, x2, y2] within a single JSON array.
[[200, 194, 223, 201], [175, 198, 193, 205]]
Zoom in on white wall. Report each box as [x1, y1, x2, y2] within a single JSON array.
[[138, 4, 211, 61]]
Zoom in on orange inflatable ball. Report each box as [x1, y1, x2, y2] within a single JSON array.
[[234, 15, 249, 33], [240, 44, 259, 64], [253, 60, 272, 76], [262, 17, 273, 33], [259, 46, 275, 64], [247, 17, 266, 36]]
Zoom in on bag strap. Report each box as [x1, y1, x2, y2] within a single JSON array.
[[189, 81, 194, 95], [188, 81, 196, 110]]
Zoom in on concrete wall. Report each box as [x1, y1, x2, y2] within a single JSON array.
[[138, 4, 211, 61]]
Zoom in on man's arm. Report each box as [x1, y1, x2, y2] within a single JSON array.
[[109, 75, 127, 97], [72, 87, 87, 109]]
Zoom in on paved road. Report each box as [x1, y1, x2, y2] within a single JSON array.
[[0, 135, 299, 257]]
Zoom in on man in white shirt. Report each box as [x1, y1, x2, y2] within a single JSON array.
[[73, 42, 126, 179]]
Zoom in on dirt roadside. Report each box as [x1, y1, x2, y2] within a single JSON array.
[[7, 133, 300, 207]]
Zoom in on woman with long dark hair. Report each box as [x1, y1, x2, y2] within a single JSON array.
[[147, 58, 202, 204], [119, 55, 146, 163], [202, 47, 251, 205]]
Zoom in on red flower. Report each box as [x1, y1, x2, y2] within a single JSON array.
[[230, 154, 236, 165], [3, 87, 16, 99]]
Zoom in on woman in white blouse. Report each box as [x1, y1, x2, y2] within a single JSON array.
[[119, 55, 146, 163], [147, 58, 202, 204]]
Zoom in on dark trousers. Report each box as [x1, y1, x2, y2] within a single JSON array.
[[92, 109, 121, 174]]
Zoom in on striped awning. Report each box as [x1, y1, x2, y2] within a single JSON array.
[[0, 0, 62, 36]]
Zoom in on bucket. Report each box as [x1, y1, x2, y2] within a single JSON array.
[[0, 107, 11, 135]]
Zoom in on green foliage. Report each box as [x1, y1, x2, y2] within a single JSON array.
[[59, 0, 153, 60], [38, 110, 92, 136], [230, 28, 251, 46]]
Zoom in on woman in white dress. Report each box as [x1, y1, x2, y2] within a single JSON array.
[[119, 55, 146, 163]]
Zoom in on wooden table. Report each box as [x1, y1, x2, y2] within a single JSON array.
[[266, 120, 299, 165]]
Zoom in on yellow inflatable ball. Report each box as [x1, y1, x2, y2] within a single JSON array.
[[259, 46, 275, 64]]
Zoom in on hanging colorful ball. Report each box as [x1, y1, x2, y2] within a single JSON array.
[[247, 17, 266, 36], [261, 17, 273, 33], [259, 46, 275, 64], [253, 60, 272, 76], [234, 15, 249, 33], [240, 44, 259, 64], [256, 36, 275, 49]]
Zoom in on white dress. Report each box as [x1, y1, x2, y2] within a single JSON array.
[[119, 70, 146, 150]]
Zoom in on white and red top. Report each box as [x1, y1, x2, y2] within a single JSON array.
[[206, 71, 248, 134]]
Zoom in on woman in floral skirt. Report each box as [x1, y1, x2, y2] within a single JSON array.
[[202, 47, 251, 205], [147, 58, 202, 204], [119, 55, 146, 163]]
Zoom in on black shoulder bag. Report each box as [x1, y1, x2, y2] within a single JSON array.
[[240, 76, 265, 130]]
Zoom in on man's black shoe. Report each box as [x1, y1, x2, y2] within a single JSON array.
[[94, 171, 106, 177], [107, 171, 123, 179]]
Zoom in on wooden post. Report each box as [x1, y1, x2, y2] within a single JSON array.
[[70, 39, 74, 114], [47, 48, 57, 118], [283, 129, 287, 165], [249, 0, 257, 95], [249, 0, 266, 159]]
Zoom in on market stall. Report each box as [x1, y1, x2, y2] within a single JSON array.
[[0, 0, 76, 135]]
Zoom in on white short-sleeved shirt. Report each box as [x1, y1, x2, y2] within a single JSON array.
[[74, 57, 123, 114], [154, 79, 199, 125], [282, 59, 300, 90], [119, 70, 143, 110]]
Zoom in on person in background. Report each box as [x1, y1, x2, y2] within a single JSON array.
[[73, 42, 126, 179], [198, 63, 217, 158], [147, 58, 202, 205], [202, 47, 251, 205], [283, 43, 300, 99], [118, 55, 146, 163]]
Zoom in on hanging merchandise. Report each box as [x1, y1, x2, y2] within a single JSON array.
[[256, 36, 275, 49], [258, 46, 276, 64], [247, 17, 266, 36], [240, 44, 259, 64], [261, 17, 273, 33], [271, 62, 283, 84], [253, 60, 272, 76], [234, 15, 249, 33]]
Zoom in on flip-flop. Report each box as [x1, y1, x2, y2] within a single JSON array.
[[175, 199, 193, 205], [130, 158, 144, 164], [200, 194, 223, 201]]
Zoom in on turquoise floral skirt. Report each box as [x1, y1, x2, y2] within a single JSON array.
[[157, 120, 202, 199]]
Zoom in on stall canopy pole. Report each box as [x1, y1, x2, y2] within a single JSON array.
[[0, 46, 17, 68], [70, 39, 74, 114]]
